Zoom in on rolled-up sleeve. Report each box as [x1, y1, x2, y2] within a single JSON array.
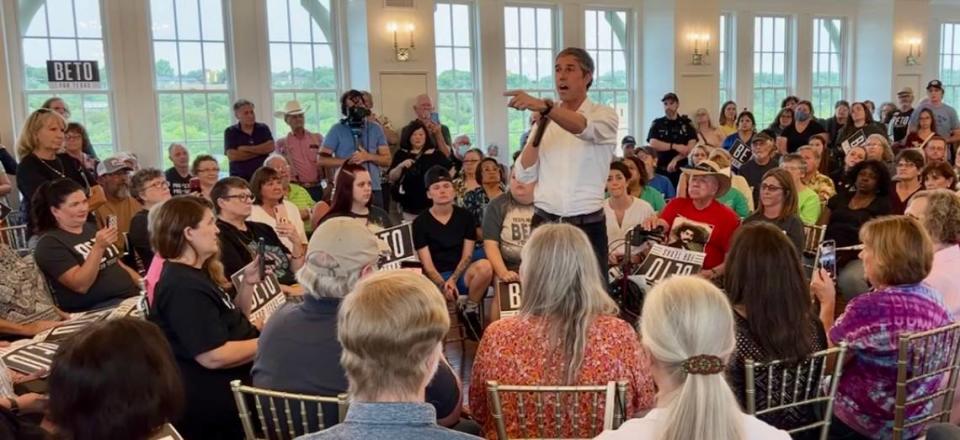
[[513, 156, 539, 184], [575, 104, 619, 146]]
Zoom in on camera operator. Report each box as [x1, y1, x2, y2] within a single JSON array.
[[319, 90, 392, 207]]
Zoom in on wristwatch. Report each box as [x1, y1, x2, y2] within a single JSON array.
[[540, 99, 554, 117]]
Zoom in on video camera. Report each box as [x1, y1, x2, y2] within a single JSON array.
[[628, 225, 665, 247], [342, 106, 371, 131]]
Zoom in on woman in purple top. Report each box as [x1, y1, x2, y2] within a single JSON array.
[[812, 215, 952, 439]]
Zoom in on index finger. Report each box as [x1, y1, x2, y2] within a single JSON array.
[[503, 90, 524, 97]]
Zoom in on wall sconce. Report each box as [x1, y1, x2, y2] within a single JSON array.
[[689, 33, 711, 65], [388, 21, 415, 62], [906, 37, 922, 66]]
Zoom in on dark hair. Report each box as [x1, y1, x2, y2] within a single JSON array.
[[151, 196, 227, 286], [48, 318, 184, 440], [620, 156, 649, 185], [340, 89, 365, 116], [211, 176, 251, 215], [795, 100, 814, 116], [326, 163, 370, 218], [735, 110, 756, 129], [718, 101, 737, 125], [845, 101, 876, 126], [916, 108, 939, 134], [847, 159, 892, 196], [400, 120, 438, 152], [780, 96, 799, 108], [65, 122, 97, 159], [673, 223, 708, 243], [772, 107, 794, 129], [250, 166, 282, 205], [477, 157, 503, 184], [922, 161, 958, 190], [130, 168, 164, 203], [610, 160, 632, 181], [724, 223, 816, 360], [191, 154, 218, 175], [31, 178, 85, 234], [896, 148, 926, 170], [41, 97, 70, 118], [556, 47, 595, 89]]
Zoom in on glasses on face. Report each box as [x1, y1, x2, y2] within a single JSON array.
[[65, 134, 82, 141], [197, 167, 220, 174], [760, 183, 783, 192], [144, 180, 170, 191], [222, 193, 254, 202]]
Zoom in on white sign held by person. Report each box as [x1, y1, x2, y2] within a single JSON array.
[[376, 223, 417, 270], [231, 265, 286, 324], [636, 244, 706, 285], [497, 281, 523, 318], [46, 60, 100, 89], [730, 139, 753, 170]]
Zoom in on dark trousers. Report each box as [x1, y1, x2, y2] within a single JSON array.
[[531, 211, 609, 284], [304, 184, 325, 202]]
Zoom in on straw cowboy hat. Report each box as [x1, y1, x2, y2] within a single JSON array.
[[274, 100, 310, 118], [681, 159, 731, 197]]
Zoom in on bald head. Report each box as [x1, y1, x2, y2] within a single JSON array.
[[413, 94, 434, 120]]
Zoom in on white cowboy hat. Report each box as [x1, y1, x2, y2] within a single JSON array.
[[681, 159, 732, 198], [273, 100, 310, 118]]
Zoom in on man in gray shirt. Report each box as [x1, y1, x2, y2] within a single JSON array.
[[909, 80, 960, 143], [296, 270, 480, 440]]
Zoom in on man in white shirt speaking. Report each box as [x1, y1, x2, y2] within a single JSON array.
[[507, 47, 618, 278]]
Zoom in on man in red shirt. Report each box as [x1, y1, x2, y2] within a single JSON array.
[[643, 160, 740, 279]]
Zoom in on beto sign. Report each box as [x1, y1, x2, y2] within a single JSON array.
[[47, 60, 100, 89]]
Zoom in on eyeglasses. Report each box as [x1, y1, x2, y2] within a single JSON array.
[[197, 167, 220, 174], [144, 180, 170, 191], [222, 193, 254, 201], [760, 184, 784, 192], [65, 134, 82, 141]]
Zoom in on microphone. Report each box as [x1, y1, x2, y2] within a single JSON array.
[[531, 118, 551, 148]]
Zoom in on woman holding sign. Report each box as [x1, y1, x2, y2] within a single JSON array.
[[316, 163, 393, 231], [469, 224, 655, 439], [836, 102, 887, 155], [150, 196, 261, 440]]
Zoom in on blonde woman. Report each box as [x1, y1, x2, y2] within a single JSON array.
[[597, 276, 789, 440], [863, 133, 895, 164], [694, 108, 725, 148], [15, 109, 104, 228], [469, 223, 655, 439]]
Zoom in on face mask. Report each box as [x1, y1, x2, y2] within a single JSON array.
[[458, 145, 472, 155], [795, 110, 810, 122]]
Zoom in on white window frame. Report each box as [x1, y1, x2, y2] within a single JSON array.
[[719, 13, 734, 105], [504, 3, 557, 154], [752, 15, 793, 126], [266, 0, 342, 137], [435, 0, 481, 146], [584, 7, 633, 144], [17, 0, 117, 156], [148, 0, 234, 169], [811, 17, 846, 119], [940, 22, 960, 109]]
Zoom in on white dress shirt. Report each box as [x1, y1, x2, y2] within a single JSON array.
[[248, 201, 307, 252], [595, 408, 790, 440], [604, 197, 655, 257], [514, 98, 618, 216]]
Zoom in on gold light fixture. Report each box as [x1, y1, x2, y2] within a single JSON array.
[[906, 37, 922, 66], [689, 33, 711, 65], [388, 21, 416, 61]]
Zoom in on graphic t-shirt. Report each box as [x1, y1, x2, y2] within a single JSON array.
[[165, 167, 193, 196], [659, 198, 740, 269], [889, 108, 914, 143], [482, 192, 534, 269], [34, 223, 138, 312]]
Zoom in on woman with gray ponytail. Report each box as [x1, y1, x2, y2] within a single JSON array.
[[597, 276, 789, 440]]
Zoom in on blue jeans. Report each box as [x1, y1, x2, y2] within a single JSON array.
[[439, 270, 469, 295]]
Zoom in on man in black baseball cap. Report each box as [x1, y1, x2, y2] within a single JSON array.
[[621, 135, 637, 157], [646, 91, 696, 184], [909, 79, 960, 144]]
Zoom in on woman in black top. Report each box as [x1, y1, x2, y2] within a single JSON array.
[[776, 100, 826, 154], [836, 102, 888, 152], [149, 196, 261, 440], [212, 177, 303, 293], [766, 107, 794, 137], [127, 168, 172, 272], [388, 120, 453, 220], [724, 222, 828, 433], [32, 179, 140, 312], [319, 162, 393, 230], [743, 169, 806, 252]]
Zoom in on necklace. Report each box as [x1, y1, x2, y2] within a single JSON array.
[[37, 155, 66, 178]]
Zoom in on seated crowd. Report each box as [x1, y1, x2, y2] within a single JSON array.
[[0, 78, 959, 440]]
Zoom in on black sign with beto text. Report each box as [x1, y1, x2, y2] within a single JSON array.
[[636, 244, 706, 285], [2, 341, 59, 375], [730, 139, 753, 170], [46, 60, 100, 89], [497, 281, 523, 318], [231, 265, 286, 325], [376, 223, 417, 270]]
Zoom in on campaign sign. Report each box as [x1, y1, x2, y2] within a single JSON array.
[[497, 281, 523, 318], [376, 223, 417, 270], [39, 308, 113, 343], [730, 139, 753, 170], [840, 129, 866, 155], [636, 244, 706, 285], [46, 60, 100, 89], [231, 266, 286, 324], [2, 341, 59, 375]]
